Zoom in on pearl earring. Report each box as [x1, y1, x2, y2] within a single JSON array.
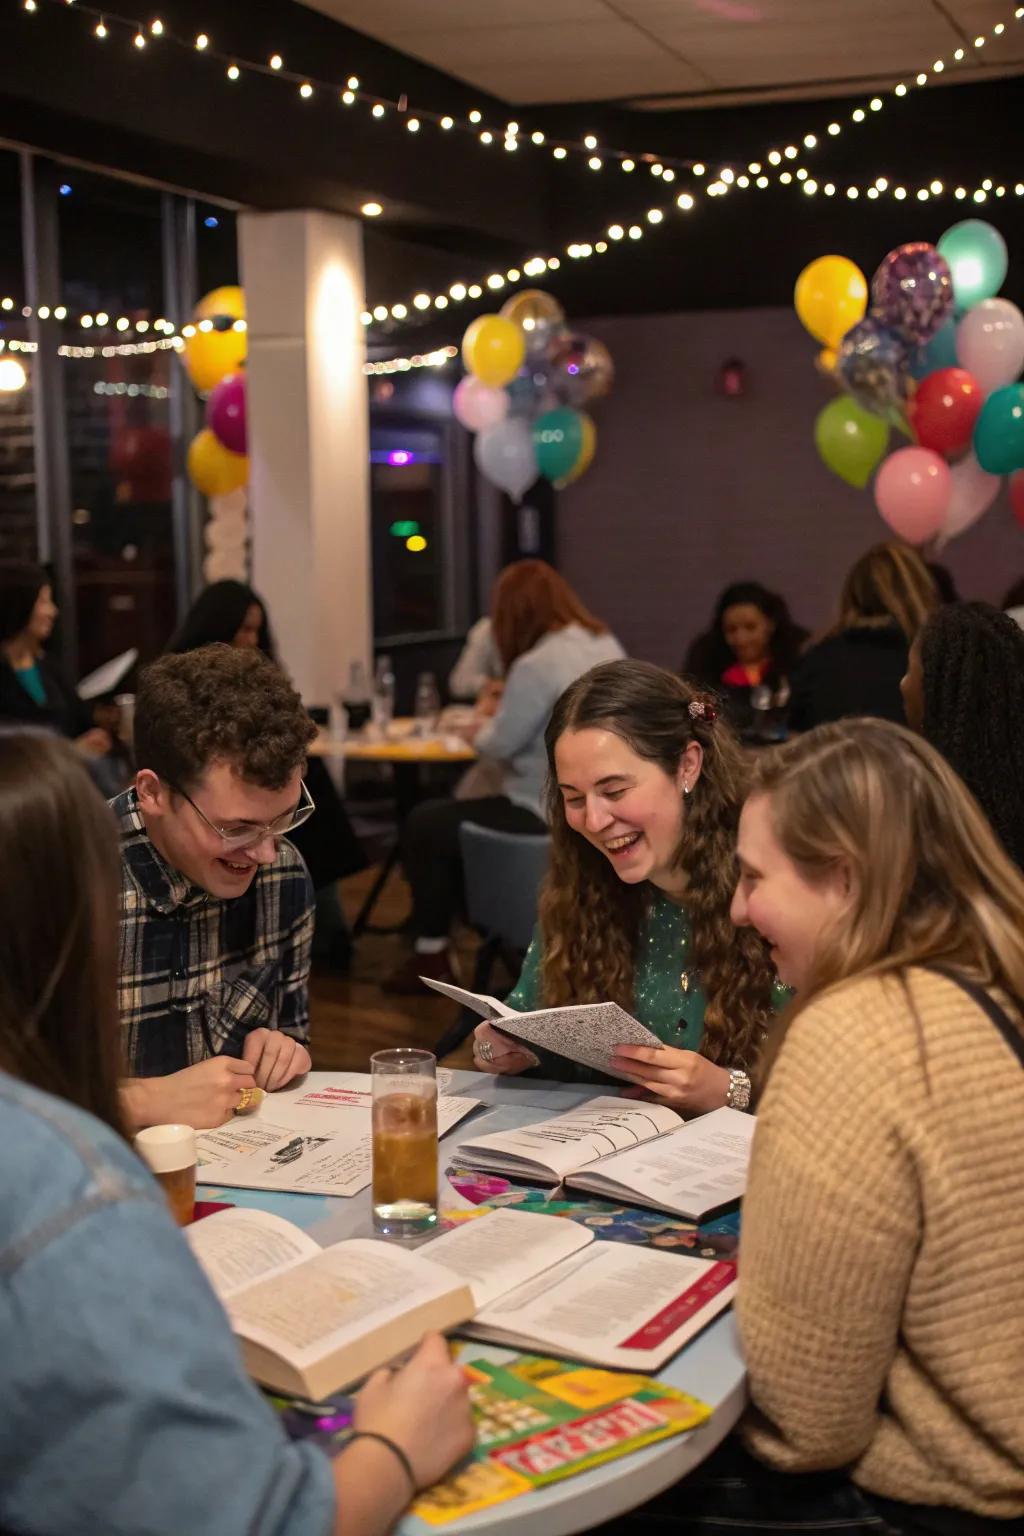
[[683, 783, 691, 796]]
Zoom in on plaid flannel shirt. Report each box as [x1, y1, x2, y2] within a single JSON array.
[[114, 788, 315, 1078]]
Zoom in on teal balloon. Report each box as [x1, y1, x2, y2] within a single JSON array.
[[910, 318, 958, 381], [815, 395, 890, 488], [937, 220, 1008, 311], [533, 407, 584, 483], [973, 384, 1024, 475]]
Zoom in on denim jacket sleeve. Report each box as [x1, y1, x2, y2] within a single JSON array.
[[0, 1081, 335, 1536]]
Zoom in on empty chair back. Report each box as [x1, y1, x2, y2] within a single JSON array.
[[458, 822, 551, 951]]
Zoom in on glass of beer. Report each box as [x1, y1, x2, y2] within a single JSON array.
[[371, 1048, 438, 1238], [135, 1123, 197, 1227]]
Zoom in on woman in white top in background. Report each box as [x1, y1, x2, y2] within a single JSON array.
[[388, 560, 624, 991]]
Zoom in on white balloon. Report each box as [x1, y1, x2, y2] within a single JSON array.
[[473, 416, 537, 502], [203, 548, 248, 582], [956, 298, 1024, 395], [940, 451, 1002, 542], [210, 487, 248, 519]]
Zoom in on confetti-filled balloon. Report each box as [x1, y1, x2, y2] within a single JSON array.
[[871, 243, 953, 346], [836, 316, 912, 424], [547, 333, 614, 408], [500, 289, 565, 361]]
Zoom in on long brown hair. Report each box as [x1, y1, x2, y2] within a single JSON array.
[[752, 719, 1024, 1068], [836, 541, 937, 641], [0, 729, 127, 1135], [491, 560, 607, 672], [539, 659, 776, 1069]]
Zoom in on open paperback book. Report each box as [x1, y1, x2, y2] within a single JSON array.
[[422, 978, 663, 1080], [196, 1083, 480, 1199], [453, 1098, 755, 1220], [188, 1205, 735, 1398]]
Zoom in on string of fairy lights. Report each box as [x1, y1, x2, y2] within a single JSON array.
[[17, 0, 1024, 206]]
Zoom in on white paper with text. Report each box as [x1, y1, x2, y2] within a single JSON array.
[[568, 1106, 755, 1217], [423, 1208, 593, 1308], [187, 1207, 321, 1299], [452, 1097, 682, 1182]]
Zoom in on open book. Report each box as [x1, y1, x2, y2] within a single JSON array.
[[454, 1099, 755, 1220], [189, 1205, 735, 1397], [196, 1088, 480, 1199], [423, 978, 663, 1079]]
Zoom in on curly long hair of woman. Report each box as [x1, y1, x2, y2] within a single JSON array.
[[538, 659, 776, 1070], [919, 601, 1024, 870]]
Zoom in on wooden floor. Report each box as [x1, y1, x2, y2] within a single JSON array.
[[309, 863, 489, 1073]]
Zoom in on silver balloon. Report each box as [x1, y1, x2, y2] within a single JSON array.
[[473, 416, 538, 501], [547, 333, 614, 407]]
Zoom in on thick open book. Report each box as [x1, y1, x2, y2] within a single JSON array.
[[196, 1078, 480, 1198], [189, 1205, 735, 1396], [423, 978, 663, 1079], [454, 1099, 755, 1220]]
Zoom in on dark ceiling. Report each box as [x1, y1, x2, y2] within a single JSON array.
[[1, 0, 1022, 346]]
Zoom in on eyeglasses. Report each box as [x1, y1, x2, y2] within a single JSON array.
[[167, 779, 316, 851]]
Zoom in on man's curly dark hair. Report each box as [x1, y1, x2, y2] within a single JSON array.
[[920, 601, 1024, 870], [134, 644, 317, 792]]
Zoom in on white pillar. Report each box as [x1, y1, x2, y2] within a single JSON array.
[[240, 209, 371, 707]]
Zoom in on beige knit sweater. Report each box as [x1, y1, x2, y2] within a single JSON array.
[[737, 968, 1024, 1519]]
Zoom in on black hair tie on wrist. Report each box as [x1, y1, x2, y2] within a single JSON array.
[[347, 1430, 418, 1495]]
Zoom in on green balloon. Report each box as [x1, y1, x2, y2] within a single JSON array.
[[973, 384, 1024, 475], [815, 395, 890, 488], [937, 220, 1008, 311], [533, 407, 584, 483]]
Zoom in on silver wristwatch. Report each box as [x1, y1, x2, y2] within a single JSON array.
[[725, 1068, 752, 1111]]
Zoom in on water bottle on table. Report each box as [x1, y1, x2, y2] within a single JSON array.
[[414, 671, 441, 737], [340, 659, 371, 734], [372, 654, 395, 733]]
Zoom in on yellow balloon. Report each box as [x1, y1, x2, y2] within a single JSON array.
[[194, 285, 246, 323], [187, 428, 249, 497], [184, 326, 247, 394], [462, 315, 525, 388], [559, 413, 596, 486], [794, 256, 867, 350]]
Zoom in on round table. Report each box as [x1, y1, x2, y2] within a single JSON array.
[[201, 1070, 747, 1536]]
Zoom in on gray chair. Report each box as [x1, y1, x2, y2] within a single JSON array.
[[432, 821, 551, 1059]]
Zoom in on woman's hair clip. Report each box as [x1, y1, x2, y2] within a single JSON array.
[[688, 697, 718, 724]]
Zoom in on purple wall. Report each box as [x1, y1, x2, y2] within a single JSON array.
[[559, 307, 1024, 670]]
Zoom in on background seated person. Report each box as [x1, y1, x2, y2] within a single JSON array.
[[391, 560, 623, 991], [118, 644, 318, 1130], [0, 728, 473, 1536]]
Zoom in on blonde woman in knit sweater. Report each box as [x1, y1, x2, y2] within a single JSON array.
[[607, 718, 1024, 1536]]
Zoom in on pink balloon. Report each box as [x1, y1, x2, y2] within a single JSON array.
[[874, 446, 951, 544], [453, 376, 509, 433], [941, 452, 1001, 542], [205, 373, 247, 455]]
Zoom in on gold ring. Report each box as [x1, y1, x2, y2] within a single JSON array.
[[235, 1087, 256, 1113]]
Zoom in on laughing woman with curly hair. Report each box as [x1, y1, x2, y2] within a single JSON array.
[[473, 659, 782, 1112]]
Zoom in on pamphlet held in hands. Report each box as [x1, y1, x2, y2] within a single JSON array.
[[422, 977, 663, 1079]]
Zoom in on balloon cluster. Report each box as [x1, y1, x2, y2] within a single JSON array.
[[182, 285, 250, 500], [454, 291, 613, 500], [798, 222, 1024, 545]]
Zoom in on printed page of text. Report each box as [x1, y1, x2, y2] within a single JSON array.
[[423, 1208, 592, 1308], [579, 1106, 755, 1211], [187, 1208, 320, 1300], [226, 1239, 459, 1364], [456, 1097, 682, 1179]]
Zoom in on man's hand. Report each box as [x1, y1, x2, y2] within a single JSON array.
[[75, 727, 114, 758], [242, 1028, 311, 1091], [122, 1056, 256, 1131]]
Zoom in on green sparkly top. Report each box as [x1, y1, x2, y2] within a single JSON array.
[[506, 888, 787, 1082]]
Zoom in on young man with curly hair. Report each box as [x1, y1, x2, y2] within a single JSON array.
[[116, 644, 319, 1130]]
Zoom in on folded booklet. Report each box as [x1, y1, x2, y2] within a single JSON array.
[[454, 1099, 755, 1220], [422, 978, 663, 1079], [189, 1205, 735, 1398]]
